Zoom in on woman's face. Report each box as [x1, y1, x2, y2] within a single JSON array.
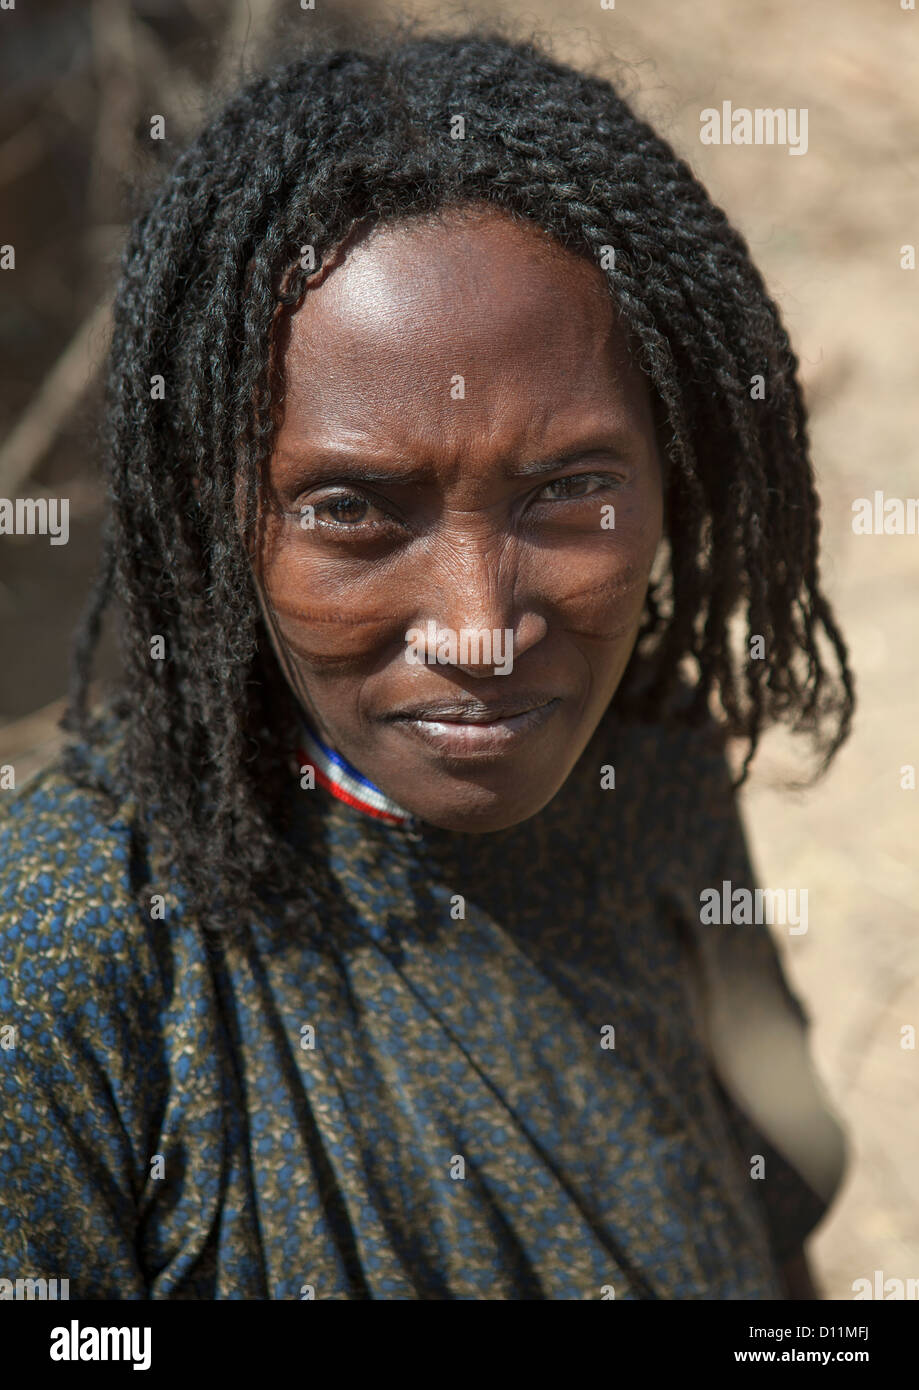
[[252, 204, 663, 832]]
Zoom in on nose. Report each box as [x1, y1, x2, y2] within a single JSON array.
[[408, 531, 547, 677]]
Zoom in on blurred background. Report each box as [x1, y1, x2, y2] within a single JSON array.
[[1, 0, 917, 1299]]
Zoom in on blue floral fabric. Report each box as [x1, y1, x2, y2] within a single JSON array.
[[0, 707, 844, 1298]]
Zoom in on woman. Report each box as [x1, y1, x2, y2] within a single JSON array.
[[0, 28, 852, 1299]]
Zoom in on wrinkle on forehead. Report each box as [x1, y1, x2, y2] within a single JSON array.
[[268, 202, 654, 470]]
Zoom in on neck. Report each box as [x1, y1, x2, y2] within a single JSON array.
[[296, 720, 412, 827]]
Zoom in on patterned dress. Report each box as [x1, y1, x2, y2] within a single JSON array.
[[0, 702, 846, 1299]]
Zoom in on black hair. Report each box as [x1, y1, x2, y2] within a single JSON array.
[[63, 23, 855, 937]]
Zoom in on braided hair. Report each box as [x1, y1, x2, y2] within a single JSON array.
[[63, 26, 855, 936]]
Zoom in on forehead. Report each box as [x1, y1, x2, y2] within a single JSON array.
[[273, 205, 652, 456]]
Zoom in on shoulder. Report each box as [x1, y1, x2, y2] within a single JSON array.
[[0, 721, 177, 1038], [0, 723, 186, 1293], [1, 727, 132, 903], [1, 720, 136, 935]]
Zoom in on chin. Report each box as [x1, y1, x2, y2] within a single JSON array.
[[405, 777, 564, 835]]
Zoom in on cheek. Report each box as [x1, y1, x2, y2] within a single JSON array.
[[259, 538, 401, 663], [528, 492, 662, 638], [532, 538, 655, 640]]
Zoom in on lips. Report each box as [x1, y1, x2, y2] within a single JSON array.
[[388, 695, 558, 724], [386, 696, 563, 759]]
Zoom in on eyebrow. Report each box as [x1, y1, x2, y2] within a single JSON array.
[[510, 447, 628, 478], [275, 438, 632, 484]]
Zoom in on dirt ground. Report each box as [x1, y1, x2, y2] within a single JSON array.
[[2, 0, 917, 1299]]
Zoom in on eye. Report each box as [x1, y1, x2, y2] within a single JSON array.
[[535, 472, 620, 502], [315, 492, 373, 525], [307, 488, 396, 532]]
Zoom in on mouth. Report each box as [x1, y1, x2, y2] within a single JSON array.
[[387, 693, 559, 723], [386, 695, 562, 757]]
